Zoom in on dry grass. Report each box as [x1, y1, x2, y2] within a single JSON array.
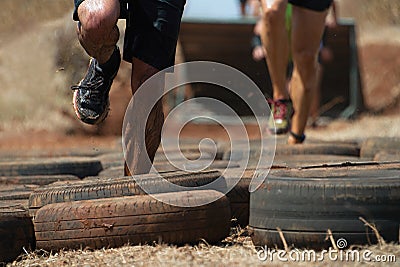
[[9, 228, 400, 267]]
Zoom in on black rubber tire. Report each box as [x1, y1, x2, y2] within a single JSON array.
[[249, 164, 400, 249], [0, 157, 103, 178], [154, 160, 239, 173], [34, 190, 230, 250], [274, 143, 360, 157], [97, 145, 216, 169], [0, 175, 79, 186], [95, 153, 124, 169], [221, 169, 256, 227], [155, 151, 215, 163], [0, 204, 35, 263], [223, 141, 360, 161], [99, 160, 238, 176], [0, 184, 39, 201], [244, 154, 362, 169], [29, 170, 225, 216], [0, 148, 112, 161], [360, 137, 400, 159], [272, 154, 362, 168], [98, 166, 125, 177], [222, 156, 366, 227]]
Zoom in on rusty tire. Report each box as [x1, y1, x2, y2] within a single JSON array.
[[34, 190, 230, 251], [0, 204, 35, 263], [0, 184, 39, 201], [0, 157, 103, 178], [29, 170, 226, 217], [0, 175, 79, 186], [221, 169, 258, 228], [249, 164, 400, 249]]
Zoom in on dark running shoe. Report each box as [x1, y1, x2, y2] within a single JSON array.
[[72, 46, 121, 125]]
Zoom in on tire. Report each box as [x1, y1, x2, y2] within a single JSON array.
[[223, 156, 364, 227], [34, 190, 230, 250], [360, 137, 400, 159], [98, 166, 125, 177], [0, 175, 79, 186], [0, 204, 35, 263], [222, 169, 255, 227], [275, 143, 360, 157], [0, 184, 39, 201], [29, 170, 225, 216], [97, 150, 224, 173], [244, 154, 362, 169], [249, 164, 400, 249], [0, 148, 114, 161], [99, 160, 238, 176], [0, 157, 103, 178], [96, 153, 124, 169], [155, 151, 215, 162], [273, 154, 362, 168], [223, 142, 360, 161], [154, 160, 239, 173]]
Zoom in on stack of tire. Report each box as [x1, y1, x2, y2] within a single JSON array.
[[248, 138, 400, 249], [2, 137, 400, 262], [0, 156, 105, 263], [29, 170, 231, 251], [0, 148, 235, 263], [249, 162, 400, 249]]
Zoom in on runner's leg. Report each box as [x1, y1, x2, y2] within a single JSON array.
[[124, 59, 163, 176], [289, 6, 327, 144], [260, 0, 289, 100], [123, 0, 185, 175]]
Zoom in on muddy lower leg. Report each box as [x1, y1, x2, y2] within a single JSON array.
[[124, 58, 163, 176], [76, 0, 120, 64]]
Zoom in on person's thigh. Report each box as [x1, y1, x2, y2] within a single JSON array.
[[291, 6, 327, 58]]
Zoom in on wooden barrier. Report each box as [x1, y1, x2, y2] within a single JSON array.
[[178, 17, 364, 118]]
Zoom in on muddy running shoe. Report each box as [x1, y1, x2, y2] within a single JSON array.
[[267, 99, 293, 134], [72, 46, 121, 125]]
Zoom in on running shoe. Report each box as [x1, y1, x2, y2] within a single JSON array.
[[72, 46, 121, 125], [267, 99, 293, 134]]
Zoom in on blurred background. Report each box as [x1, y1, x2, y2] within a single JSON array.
[[0, 0, 399, 140]]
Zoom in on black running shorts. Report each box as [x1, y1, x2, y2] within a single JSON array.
[[73, 0, 186, 70], [288, 0, 333, 12]]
